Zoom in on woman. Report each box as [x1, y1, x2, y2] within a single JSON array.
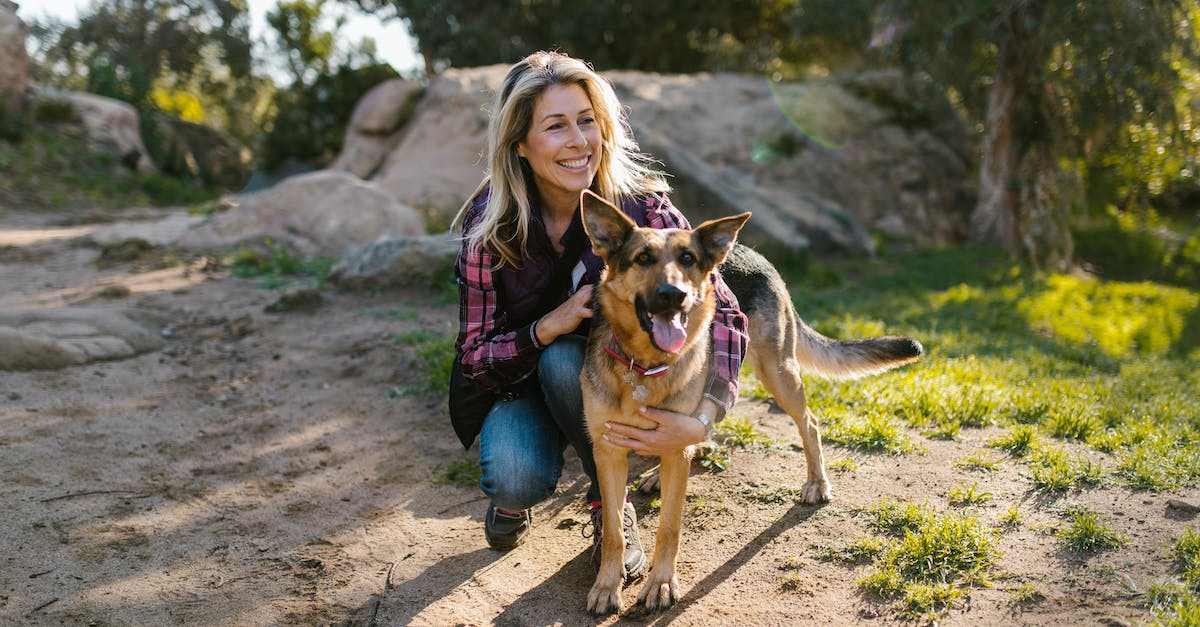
[[451, 51, 747, 574]]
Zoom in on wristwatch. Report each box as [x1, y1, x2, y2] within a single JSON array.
[[695, 412, 714, 439]]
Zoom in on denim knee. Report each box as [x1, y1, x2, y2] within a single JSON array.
[[478, 396, 563, 511]]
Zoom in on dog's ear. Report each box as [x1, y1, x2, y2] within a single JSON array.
[[580, 189, 636, 258], [694, 212, 751, 268]]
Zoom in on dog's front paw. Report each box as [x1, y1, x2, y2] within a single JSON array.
[[801, 477, 832, 504], [587, 573, 623, 615], [638, 572, 681, 611]]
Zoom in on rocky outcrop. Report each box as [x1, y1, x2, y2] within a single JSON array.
[[152, 114, 255, 192], [178, 170, 426, 256], [36, 88, 156, 172], [330, 79, 422, 179], [0, 0, 29, 111], [347, 66, 975, 251], [329, 233, 459, 291], [0, 307, 166, 371]]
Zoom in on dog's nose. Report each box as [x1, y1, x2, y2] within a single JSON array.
[[653, 284, 687, 311]]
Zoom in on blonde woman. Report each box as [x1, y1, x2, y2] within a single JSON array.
[[451, 51, 747, 574]]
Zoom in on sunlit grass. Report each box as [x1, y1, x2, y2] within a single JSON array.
[[1057, 505, 1127, 554]]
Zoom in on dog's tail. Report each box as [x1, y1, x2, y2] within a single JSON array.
[[794, 319, 923, 380]]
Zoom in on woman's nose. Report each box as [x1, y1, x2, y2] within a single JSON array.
[[566, 123, 586, 147]]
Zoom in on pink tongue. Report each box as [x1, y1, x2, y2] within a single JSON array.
[[652, 314, 688, 353]]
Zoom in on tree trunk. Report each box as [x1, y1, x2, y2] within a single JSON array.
[[972, 8, 1073, 271]]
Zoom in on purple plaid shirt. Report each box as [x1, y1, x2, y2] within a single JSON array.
[[455, 190, 747, 415]]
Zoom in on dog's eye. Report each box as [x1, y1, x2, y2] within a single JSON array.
[[634, 252, 654, 266], [678, 251, 696, 267]]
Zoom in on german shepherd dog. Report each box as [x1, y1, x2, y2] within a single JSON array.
[[579, 190, 923, 614]]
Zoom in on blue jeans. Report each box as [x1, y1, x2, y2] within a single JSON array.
[[478, 335, 600, 509]]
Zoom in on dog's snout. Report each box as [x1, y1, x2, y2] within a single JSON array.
[[653, 284, 687, 311]]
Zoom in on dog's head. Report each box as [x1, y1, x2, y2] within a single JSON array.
[[581, 190, 749, 355]]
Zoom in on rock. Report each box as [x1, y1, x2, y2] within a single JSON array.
[[329, 233, 459, 291], [355, 65, 974, 251], [372, 67, 501, 218], [151, 114, 255, 191], [86, 213, 208, 249], [331, 80, 423, 180], [179, 170, 426, 256], [0, 0, 29, 111], [0, 307, 167, 371], [36, 88, 155, 172]]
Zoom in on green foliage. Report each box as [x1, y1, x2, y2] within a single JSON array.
[[997, 506, 1022, 530], [0, 123, 218, 209], [741, 484, 804, 504], [1174, 527, 1200, 588], [954, 451, 1003, 473], [260, 62, 399, 169], [1115, 436, 1200, 491], [856, 501, 1000, 620], [817, 537, 886, 564], [393, 329, 442, 345], [357, 0, 800, 74], [1009, 582, 1043, 604], [947, 482, 993, 506], [440, 458, 481, 488], [828, 457, 859, 473], [699, 446, 730, 472], [226, 241, 335, 289], [1057, 505, 1127, 554], [717, 416, 774, 448], [1074, 209, 1200, 290], [987, 425, 1041, 457], [1028, 447, 1103, 493], [823, 412, 919, 454]]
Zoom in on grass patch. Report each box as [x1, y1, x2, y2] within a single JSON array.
[[816, 537, 887, 564], [828, 457, 859, 473], [388, 333, 455, 398], [988, 425, 1041, 457], [856, 501, 1000, 620], [1029, 446, 1104, 492], [823, 412, 920, 454], [717, 416, 775, 448], [947, 482, 994, 506], [440, 458, 481, 488], [226, 241, 335, 290], [1056, 505, 1127, 554], [954, 451, 1004, 472]]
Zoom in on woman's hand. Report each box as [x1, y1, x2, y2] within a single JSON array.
[[602, 404, 709, 457], [534, 284, 593, 346]]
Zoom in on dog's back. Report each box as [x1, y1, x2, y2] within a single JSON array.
[[720, 245, 923, 380]]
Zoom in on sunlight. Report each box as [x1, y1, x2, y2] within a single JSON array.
[[0, 225, 98, 246]]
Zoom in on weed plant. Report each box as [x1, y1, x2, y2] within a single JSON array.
[[717, 416, 774, 448], [1057, 505, 1127, 554]]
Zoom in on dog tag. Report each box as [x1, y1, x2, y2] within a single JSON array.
[[631, 385, 649, 403]]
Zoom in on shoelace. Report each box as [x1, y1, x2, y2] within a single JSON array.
[[581, 504, 637, 540]]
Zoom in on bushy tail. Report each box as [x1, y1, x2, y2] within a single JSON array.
[[795, 320, 923, 380]]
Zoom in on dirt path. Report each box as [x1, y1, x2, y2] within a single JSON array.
[[2, 210, 1196, 625]]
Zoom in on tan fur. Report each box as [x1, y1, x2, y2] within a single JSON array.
[[578, 190, 921, 614]]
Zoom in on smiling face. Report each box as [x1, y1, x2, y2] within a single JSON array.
[[517, 83, 603, 216]]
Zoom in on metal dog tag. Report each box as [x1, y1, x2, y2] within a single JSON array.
[[631, 385, 649, 403]]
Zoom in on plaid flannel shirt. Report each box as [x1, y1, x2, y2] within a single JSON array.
[[455, 191, 747, 416]]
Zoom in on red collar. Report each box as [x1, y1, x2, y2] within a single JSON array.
[[603, 334, 669, 377]]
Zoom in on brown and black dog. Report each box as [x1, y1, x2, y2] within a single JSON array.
[[579, 190, 923, 614]]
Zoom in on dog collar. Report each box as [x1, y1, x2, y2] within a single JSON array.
[[603, 335, 669, 377]]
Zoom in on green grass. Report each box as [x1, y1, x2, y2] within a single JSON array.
[[1056, 505, 1127, 554], [226, 241, 335, 290], [0, 122, 218, 209], [1028, 446, 1104, 493], [717, 416, 775, 448], [855, 500, 1000, 620], [947, 482, 994, 506], [954, 451, 1004, 472], [440, 458, 481, 488]]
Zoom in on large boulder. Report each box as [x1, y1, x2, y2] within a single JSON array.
[[330, 79, 422, 179], [36, 88, 155, 172], [178, 170, 426, 256], [0, 0, 28, 111], [329, 233, 459, 291], [354, 66, 975, 251], [0, 307, 166, 371], [151, 114, 255, 192]]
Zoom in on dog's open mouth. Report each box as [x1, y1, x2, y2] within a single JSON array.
[[636, 296, 689, 353]]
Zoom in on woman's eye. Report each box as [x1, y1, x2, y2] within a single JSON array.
[[580, 117, 595, 126], [679, 252, 695, 266]]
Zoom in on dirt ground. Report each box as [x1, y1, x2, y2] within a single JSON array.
[[2, 208, 1198, 626]]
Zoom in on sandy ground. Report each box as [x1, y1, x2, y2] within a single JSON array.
[[2, 208, 1198, 626]]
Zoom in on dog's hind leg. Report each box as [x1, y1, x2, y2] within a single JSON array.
[[638, 448, 688, 610], [587, 440, 631, 614], [750, 346, 832, 504]]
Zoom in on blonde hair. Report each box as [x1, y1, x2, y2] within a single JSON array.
[[452, 50, 669, 269]]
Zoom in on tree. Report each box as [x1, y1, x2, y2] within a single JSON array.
[[31, 0, 264, 143], [858, 1, 1199, 269], [345, 0, 801, 75]]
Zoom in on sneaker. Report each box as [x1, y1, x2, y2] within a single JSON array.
[[583, 499, 646, 578], [485, 503, 531, 550]]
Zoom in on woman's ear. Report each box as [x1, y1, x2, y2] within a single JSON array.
[[516, 143, 526, 159]]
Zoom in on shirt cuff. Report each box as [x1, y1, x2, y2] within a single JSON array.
[[703, 377, 738, 422]]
